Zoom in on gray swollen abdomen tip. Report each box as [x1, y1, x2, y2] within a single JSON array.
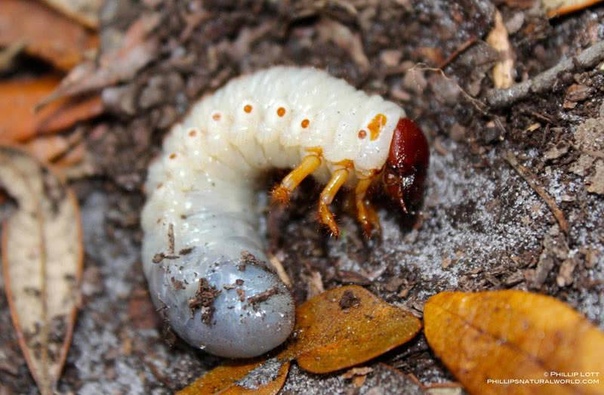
[[175, 259, 295, 359]]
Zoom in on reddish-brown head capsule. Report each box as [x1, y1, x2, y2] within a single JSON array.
[[382, 118, 429, 215]]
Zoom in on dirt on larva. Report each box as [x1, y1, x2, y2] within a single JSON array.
[[0, 0, 603, 393]]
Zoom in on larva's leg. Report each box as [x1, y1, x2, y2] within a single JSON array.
[[272, 155, 321, 203], [318, 168, 349, 237], [355, 177, 380, 237]]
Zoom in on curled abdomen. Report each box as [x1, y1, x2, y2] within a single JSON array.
[[142, 176, 295, 358]]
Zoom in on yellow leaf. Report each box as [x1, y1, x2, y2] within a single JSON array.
[[286, 285, 422, 374], [424, 290, 604, 395], [179, 285, 422, 394], [0, 146, 83, 395], [542, 0, 604, 18], [177, 358, 290, 395]]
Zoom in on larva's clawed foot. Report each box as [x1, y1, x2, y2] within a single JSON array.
[[319, 202, 340, 237], [318, 168, 349, 238], [271, 185, 291, 204], [271, 154, 321, 205], [357, 200, 381, 238], [354, 176, 380, 238]]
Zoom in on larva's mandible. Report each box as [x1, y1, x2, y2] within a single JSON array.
[[141, 66, 429, 358]]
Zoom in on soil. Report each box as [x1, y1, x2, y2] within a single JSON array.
[[1, 0, 603, 394]]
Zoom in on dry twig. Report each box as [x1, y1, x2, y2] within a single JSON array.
[[485, 40, 604, 108], [504, 151, 569, 235]]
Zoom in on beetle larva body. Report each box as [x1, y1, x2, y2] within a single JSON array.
[[141, 66, 429, 358]]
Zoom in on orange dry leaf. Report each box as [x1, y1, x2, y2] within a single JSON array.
[[179, 286, 422, 394], [178, 359, 291, 395], [0, 0, 98, 71], [542, 0, 604, 17], [40, 13, 161, 105], [283, 285, 422, 373], [0, 146, 83, 395], [0, 76, 103, 143], [424, 290, 604, 395], [42, 0, 103, 29]]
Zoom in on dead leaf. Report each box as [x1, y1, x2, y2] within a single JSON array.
[[39, 13, 161, 105], [285, 285, 422, 373], [316, 18, 370, 73], [0, 76, 103, 143], [0, 146, 83, 395], [178, 358, 290, 395], [179, 285, 422, 394], [0, 0, 98, 71], [542, 0, 604, 17], [42, 0, 103, 28], [23, 132, 86, 167], [424, 290, 604, 395], [0, 40, 26, 73], [585, 160, 604, 194], [486, 9, 514, 89]]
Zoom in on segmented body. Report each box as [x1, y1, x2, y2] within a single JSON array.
[[141, 66, 413, 358]]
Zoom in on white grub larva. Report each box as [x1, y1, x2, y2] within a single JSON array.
[[141, 66, 429, 358]]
